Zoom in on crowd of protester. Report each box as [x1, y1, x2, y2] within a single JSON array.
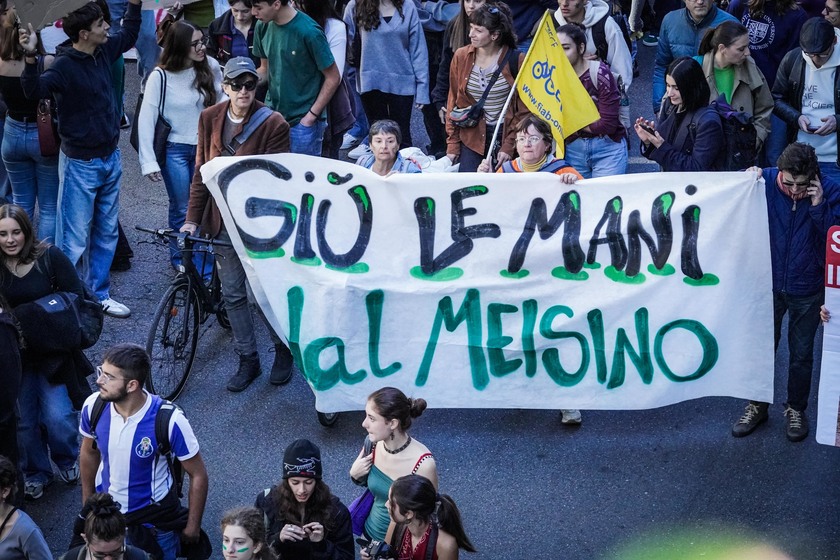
[[1, 0, 840, 556]]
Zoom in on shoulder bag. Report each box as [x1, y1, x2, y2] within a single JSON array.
[[449, 48, 514, 129], [36, 56, 60, 157], [130, 68, 172, 166]]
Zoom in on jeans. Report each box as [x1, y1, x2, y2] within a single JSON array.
[[107, 0, 160, 84], [215, 228, 280, 356], [57, 149, 122, 301], [2, 119, 60, 243], [773, 291, 823, 412], [17, 370, 79, 484], [0, 116, 11, 203], [346, 68, 369, 140], [161, 142, 196, 266], [564, 136, 628, 179], [762, 114, 787, 168], [290, 120, 327, 156]]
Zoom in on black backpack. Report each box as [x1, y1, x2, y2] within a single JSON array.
[[591, 0, 633, 65], [42, 247, 104, 349], [88, 396, 185, 497], [708, 95, 758, 171]]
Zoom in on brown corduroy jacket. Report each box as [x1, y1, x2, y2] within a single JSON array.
[[185, 100, 290, 238]]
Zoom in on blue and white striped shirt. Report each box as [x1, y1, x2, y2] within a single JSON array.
[[79, 392, 200, 513]]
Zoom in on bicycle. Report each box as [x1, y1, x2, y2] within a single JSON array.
[[136, 226, 231, 401]]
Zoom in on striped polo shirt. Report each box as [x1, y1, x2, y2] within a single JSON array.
[[79, 391, 200, 514]]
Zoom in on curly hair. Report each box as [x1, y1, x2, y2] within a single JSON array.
[[271, 478, 335, 531], [159, 20, 217, 107], [222, 507, 276, 560], [355, 0, 404, 32]]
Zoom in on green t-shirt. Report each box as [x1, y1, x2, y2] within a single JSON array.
[[713, 65, 736, 104], [182, 0, 215, 28], [252, 12, 335, 126]]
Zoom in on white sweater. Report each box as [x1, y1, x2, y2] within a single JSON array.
[[138, 57, 225, 176]]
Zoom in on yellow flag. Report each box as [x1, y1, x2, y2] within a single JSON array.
[[516, 12, 600, 157]]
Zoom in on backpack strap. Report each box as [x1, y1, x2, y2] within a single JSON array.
[[154, 400, 184, 497], [224, 106, 273, 155], [88, 396, 108, 451], [425, 523, 439, 560], [591, 14, 610, 62], [540, 158, 571, 174], [671, 109, 698, 155], [412, 453, 433, 474]]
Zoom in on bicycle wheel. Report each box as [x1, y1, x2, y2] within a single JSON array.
[[146, 282, 200, 401]]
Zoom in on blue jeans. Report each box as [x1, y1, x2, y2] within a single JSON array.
[[762, 113, 787, 168], [17, 370, 79, 484], [773, 291, 823, 412], [346, 68, 369, 140], [564, 136, 628, 179], [57, 149, 122, 301], [2, 118, 60, 243], [161, 142, 196, 266], [107, 0, 160, 84], [290, 120, 327, 156], [0, 116, 11, 203]]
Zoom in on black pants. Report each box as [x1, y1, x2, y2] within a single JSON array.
[[360, 90, 414, 149], [458, 125, 496, 173]]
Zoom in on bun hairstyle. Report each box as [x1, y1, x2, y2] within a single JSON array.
[[84, 493, 126, 543], [368, 387, 427, 431]]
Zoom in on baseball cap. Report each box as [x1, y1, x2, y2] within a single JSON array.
[[223, 57, 258, 80]]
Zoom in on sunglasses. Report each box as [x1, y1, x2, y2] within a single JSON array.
[[225, 80, 257, 92]]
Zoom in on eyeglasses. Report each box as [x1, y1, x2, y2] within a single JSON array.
[[823, 5, 840, 13], [225, 80, 257, 92], [96, 366, 125, 383], [516, 135, 543, 145], [805, 47, 832, 59], [190, 36, 209, 50], [88, 545, 125, 560]]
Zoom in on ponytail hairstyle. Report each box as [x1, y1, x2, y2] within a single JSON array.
[[556, 22, 587, 57], [697, 20, 748, 57], [368, 387, 427, 432], [159, 20, 217, 107], [468, 2, 516, 50], [221, 507, 276, 560], [355, 0, 405, 32], [83, 493, 126, 543], [390, 475, 477, 553]]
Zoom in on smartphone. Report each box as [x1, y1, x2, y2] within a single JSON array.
[[639, 123, 656, 135], [807, 125, 820, 133]]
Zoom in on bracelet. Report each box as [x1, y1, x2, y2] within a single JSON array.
[[308, 109, 318, 118]]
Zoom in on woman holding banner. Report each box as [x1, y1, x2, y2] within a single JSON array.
[[634, 56, 724, 172], [444, 3, 528, 173]]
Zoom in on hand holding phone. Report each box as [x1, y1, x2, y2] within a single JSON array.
[[639, 123, 656, 135]]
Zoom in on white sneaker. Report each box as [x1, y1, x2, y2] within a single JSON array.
[[560, 409, 582, 425], [348, 142, 372, 159], [101, 297, 131, 318], [341, 132, 362, 150]]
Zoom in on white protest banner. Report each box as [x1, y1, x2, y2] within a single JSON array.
[[201, 155, 774, 413], [817, 226, 840, 446]]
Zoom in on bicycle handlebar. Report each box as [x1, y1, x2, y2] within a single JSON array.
[[135, 226, 233, 248]]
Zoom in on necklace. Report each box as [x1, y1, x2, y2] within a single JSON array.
[[383, 435, 412, 454]]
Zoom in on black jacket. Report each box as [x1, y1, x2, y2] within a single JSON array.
[[642, 103, 724, 171], [772, 48, 840, 165], [207, 10, 258, 66]]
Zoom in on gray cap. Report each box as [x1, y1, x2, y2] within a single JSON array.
[[800, 17, 835, 54], [223, 57, 258, 80]]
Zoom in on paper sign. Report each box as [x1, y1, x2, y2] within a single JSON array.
[[200, 154, 775, 413]]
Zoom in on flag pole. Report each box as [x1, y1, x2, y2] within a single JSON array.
[[486, 11, 547, 165]]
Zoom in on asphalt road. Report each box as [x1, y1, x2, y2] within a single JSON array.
[[23, 42, 840, 560]]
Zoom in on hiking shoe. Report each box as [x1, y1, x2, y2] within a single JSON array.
[[348, 142, 372, 159], [227, 352, 261, 392], [560, 409, 582, 425], [24, 480, 46, 500], [341, 132, 362, 150], [731, 402, 768, 437], [783, 406, 809, 442], [58, 462, 80, 484], [642, 33, 659, 47], [269, 343, 294, 385], [101, 297, 131, 318]]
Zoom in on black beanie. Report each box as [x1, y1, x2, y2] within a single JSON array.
[[283, 439, 322, 479]]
